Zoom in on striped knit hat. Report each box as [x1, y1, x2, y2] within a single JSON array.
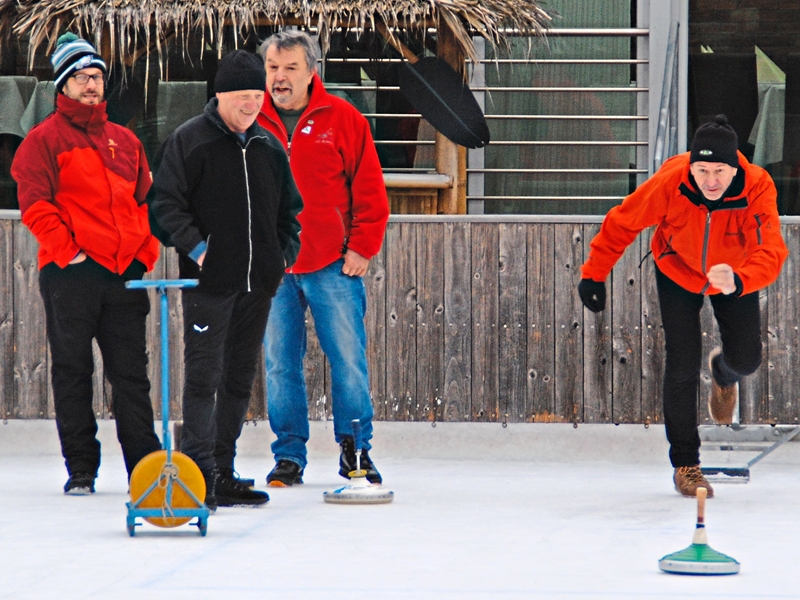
[[51, 33, 107, 90]]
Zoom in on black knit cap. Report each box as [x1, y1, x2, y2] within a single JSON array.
[[214, 50, 266, 93], [690, 114, 739, 167]]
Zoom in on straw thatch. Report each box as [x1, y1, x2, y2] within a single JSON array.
[[3, 0, 551, 69]]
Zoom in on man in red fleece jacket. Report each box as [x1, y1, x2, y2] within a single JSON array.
[[257, 30, 389, 487], [11, 33, 161, 496]]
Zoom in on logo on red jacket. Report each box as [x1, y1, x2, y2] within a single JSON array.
[[315, 129, 335, 146]]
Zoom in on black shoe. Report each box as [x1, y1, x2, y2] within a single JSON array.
[[203, 468, 218, 513], [232, 470, 255, 488], [338, 437, 382, 484], [267, 460, 304, 487], [216, 469, 269, 507], [64, 472, 95, 495]]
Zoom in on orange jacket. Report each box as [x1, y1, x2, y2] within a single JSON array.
[[581, 152, 787, 295], [12, 94, 159, 273]]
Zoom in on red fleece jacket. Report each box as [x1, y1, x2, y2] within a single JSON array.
[[258, 74, 388, 274], [12, 94, 159, 273]]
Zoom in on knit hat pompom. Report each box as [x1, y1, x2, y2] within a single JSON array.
[[690, 114, 739, 168], [57, 32, 81, 47], [214, 50, 266, 93], [51, 32, 107, 90]]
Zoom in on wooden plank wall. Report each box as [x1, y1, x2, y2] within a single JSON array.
[[2, 213, 800, 426]]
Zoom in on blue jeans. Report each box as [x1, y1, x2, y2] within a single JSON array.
[[265, 259, 374, 468]]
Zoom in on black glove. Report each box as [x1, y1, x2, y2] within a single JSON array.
[[122, 259, 147, 281], [578, 278, 606, 313]]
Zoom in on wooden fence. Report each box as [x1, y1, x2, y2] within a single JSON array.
[[3, 212, 800, 425]]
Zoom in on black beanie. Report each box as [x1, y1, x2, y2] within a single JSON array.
[[214, 50, 266, 93], [690, 114, 739, 167]]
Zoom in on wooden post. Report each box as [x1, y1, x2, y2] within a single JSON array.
[[458, 145, 467, 214], [436, 130, 459, 214], [98, 25, 114, 68], [436, 21, 466, 215]]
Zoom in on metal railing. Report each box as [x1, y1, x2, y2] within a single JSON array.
[[321, 27, 651, 213], [464, 28, 650, 212]]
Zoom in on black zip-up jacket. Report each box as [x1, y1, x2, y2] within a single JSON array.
[[151, 98, 302, 294]]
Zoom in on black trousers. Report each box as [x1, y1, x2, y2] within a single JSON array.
[[39, 259, 161, 478], [180, 287, 272, 475], [655, 266, 762, 467]]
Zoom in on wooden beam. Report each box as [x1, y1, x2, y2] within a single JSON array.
[[255, 16, 440, 29], [98, 25, 113, 67], [435, 20, 465, 215], [458, 145, 467, 214]]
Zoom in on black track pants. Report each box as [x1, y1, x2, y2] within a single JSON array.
[[179, 287, 271, 475], [655, 266, 762, 467], [39, 259, 160, 478]]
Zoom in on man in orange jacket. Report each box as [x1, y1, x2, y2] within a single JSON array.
[[578, 115, 788, 498], [12, 33, 161, 495]]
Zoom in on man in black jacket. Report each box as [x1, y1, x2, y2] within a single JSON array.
[[151, 50, 302, 509]]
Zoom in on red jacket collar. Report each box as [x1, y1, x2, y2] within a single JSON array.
[[305, 73, 332, 111], [56, 93, 108, 133]]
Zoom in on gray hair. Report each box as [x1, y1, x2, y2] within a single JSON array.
[[259, 30, 320, 72]]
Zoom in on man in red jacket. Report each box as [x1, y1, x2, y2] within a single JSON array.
[[11, 33, 161, 495], [257, 30, 389, 487], [578, 115, 788, 498]]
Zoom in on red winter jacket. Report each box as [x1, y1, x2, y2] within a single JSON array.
[[581, 152, 787, 295], [12, 94, 159, 273], [258, 74, 389, 274]]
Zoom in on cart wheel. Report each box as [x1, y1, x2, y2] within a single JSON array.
[[127, 523, 136, 537], [198, 518, 208, 536], [129, 450, 206, 528]]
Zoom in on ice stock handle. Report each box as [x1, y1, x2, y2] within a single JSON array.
[[351, 419, 362, 452]]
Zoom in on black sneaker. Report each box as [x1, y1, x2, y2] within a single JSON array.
[[267, 460, 304, 487], [216, 469, 269, 507], [232, 470, 255, 488], [338, 437, 382, 484], [64, 472, 95, 495], [203, 468, 218, 513]]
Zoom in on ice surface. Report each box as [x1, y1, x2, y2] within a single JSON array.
[[2, 421, 799, 599]]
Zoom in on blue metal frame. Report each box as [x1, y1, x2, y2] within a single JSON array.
[[124, 279, 209, 537]]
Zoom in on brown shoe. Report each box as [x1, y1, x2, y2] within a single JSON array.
[[708, 347, 738, 425], [673, 465, 715, 498]]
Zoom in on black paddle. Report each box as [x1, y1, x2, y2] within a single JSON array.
[[377, 23, 490, 149], [398, 56, 490, 149]]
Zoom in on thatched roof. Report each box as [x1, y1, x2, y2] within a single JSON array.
[[3, 0, 551, 68]]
